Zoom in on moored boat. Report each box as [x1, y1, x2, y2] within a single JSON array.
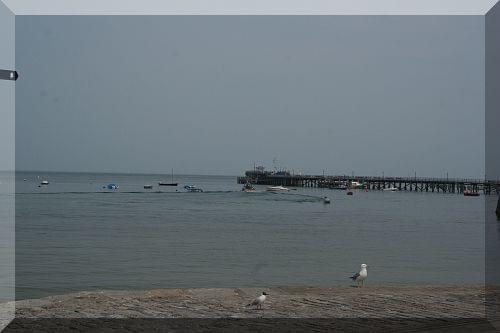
[[329, 182, 348, 190], [383, 187, 398, 191], [350, 181, 364, 189], [463, 189, 480, 197], [144, 184, 153, 189], [159, 169, 178, 186], [159, 182, 178, 186]]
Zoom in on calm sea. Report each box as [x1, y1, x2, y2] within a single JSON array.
[[14, 171, 484, 300]]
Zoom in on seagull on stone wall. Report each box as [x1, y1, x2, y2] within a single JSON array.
[[246, 292, 268, 309], [350, 264, 368, 287]]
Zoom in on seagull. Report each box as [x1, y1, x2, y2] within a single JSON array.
[[247, 292, 268, 309], [350, 264, 368, 287]]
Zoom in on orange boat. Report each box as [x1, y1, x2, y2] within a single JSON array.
[[242, 182, 256, 193]]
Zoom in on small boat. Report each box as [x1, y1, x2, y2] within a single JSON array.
[[383, 187, 398, 191], [40, 180, 49, 185], [346, 191, 353, 195], [323, 197, 331, 204], [103, 183, 119, 190], [184, 185, 203, 193], [464, 190, 480, 197], [159, 182, 178, 186], [329, 184, 348, 190], [159, 169, 178, 186], [242, 182, 256, 193], [350, 181, 364, 189], [266, 185, 290, 192], [144, 184, 153, 189]]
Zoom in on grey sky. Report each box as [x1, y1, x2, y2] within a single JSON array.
[[2, 0, 498, 15], [487, 3, 500, 180], [15, 16, 484, 177], [0, 0, 14, 171]]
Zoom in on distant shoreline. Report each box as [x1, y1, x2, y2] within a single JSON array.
[[13, 170, 241, 178]]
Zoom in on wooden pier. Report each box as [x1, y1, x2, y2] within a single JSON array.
[[496, 196, 500, 218], [238, 173, 500, 195]]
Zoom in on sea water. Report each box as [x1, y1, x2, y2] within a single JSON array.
[[14, 171, 484, 300]]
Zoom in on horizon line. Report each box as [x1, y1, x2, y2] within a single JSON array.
[[8, 169, 240, 177], [3, 169, 489, 180]]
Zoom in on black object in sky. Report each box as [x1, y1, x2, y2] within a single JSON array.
[[0, 69, 18, 81]]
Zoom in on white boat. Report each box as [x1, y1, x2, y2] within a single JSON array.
[[40, 180, 49, 185], [349, 181, 364, 189], [322, 197, 331, 204], [184, 185, 203, 193], [329, 184, 348, 190], [383, 187, 398, 191], [266, 185, 290, 192]]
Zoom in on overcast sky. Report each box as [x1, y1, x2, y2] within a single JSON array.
[[0, 1, 14, 172], [15, 16, 484, 177]]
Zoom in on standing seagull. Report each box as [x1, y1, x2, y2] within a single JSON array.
[[350, 264, 368, 287], [247, 292, 268, 309]]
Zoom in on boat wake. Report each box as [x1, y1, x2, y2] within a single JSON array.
[[17, 190, 324, 203]]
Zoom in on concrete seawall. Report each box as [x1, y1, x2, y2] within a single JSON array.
[[5, 285, 500, 332], [11, 285, 488, 319]]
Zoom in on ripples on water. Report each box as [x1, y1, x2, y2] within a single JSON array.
[[14, 172, 484, 300]]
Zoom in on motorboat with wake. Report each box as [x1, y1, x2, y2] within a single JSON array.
[[184, 185, 203, 193], [266, 185, 290, 192]]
